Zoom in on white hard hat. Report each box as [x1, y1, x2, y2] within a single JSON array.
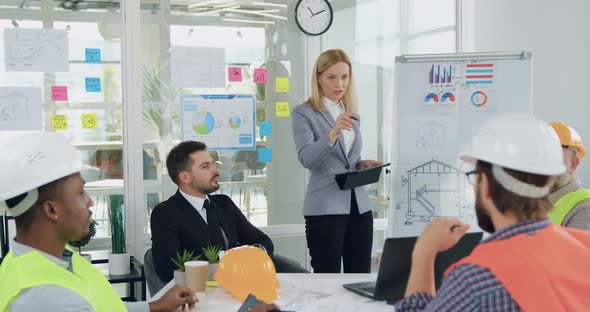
[[0, 132, 83, 217], [460, 114, 566, 176]]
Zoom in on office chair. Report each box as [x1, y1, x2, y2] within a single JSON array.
[[272, 254, 309, 273], [144, 248, 167, 296], [1, 212, 11, 259]]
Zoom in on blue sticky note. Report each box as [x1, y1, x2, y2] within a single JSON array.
[[259, 121, 272, 136], [258, 148, 272, 163], [85, 77, 102, 92], [85, 48, 102, 64]]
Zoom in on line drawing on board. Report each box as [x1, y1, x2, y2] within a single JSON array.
[[398, 159, 475, 225], [0, 87, 42, 131], [170, 47, 225, 88], [4, 28, 69, 72], [0, 92, 29, 121], [9, 30, 65, 59], [416, 120, 447, 148]]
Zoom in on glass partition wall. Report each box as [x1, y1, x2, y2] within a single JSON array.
[[0, 1, 124, 251], [0, 0, 457, 269], [137, 0, 309, 264]]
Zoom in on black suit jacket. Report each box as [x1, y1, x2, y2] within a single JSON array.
[[150, 191, 274, 282]]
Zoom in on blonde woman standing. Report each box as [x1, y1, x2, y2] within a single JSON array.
[[292, 49, 382, 273]]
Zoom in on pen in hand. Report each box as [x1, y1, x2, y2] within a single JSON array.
[[351, 116, 359, 121]]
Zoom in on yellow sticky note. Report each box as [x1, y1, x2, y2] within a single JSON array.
[[276, 77, 289, 93], [206, 281, 219, 287], [51, 114, 68, 130], [276, 102, 290, 117], [82, 113, 98, 129]]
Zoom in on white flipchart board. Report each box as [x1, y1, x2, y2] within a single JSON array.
[[389, 52, 532, 238]]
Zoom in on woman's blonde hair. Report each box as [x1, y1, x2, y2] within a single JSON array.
[[306, 49, 357, 113]]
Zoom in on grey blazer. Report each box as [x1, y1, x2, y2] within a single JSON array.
[[291, 102, 371, 216]]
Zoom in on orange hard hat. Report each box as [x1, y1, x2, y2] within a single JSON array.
[[214, 245, 280, 302], [549, 122, 586, 159]]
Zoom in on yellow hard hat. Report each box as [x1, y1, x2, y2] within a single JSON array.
[[214, 245, 280, 302], [549, 122, 586, 159]]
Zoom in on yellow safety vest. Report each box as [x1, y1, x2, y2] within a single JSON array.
[[0, 248, 126, 312], [548, 189, 590, 225]]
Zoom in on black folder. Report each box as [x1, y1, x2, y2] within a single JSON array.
[[335, 163, 390, 190]]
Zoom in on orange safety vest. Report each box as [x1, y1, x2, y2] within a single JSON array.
[[445, 224, 590, 311]]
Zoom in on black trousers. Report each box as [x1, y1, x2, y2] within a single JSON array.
[[305, 190, 373, 273]]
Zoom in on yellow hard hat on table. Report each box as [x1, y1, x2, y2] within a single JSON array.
[[214, 245, 280, 302]]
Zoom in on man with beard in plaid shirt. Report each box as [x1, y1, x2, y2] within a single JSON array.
[[395, 114, 590, 311]]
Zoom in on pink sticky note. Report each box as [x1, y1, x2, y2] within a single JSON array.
[[228, 67, 243, 82], [254, 68, 268, 83], [51, 86, 68, 101]]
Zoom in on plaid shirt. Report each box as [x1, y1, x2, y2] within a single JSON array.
[[548, 178, 590, 230], [394, 219, 552, 312]]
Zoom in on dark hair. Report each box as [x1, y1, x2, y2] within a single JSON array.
[[12, 176, 69, 230], [166, 141, 208, 185], [476, 161, 553, 221]]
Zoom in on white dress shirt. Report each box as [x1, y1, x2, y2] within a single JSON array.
[[179, 189, 208, 223], [324, 96, 355, 155], [178, 189, 229, 248]]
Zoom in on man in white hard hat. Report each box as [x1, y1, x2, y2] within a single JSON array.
[[547, 121, 590, 229], [0, 133, 198, 312], [395, 114, 590, 311]]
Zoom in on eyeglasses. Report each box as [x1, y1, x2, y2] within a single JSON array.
[[465, 170, 479, 185]]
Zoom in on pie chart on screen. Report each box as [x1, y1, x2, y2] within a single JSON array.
[[470, 91, 488, 107], [425, 93, 439, 104]]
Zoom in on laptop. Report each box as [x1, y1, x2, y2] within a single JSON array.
[[343, 232, 483, 301]]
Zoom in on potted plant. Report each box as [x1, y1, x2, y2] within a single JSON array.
[[170, 249, 201, 286], [108, 194, 129, 275], [68, 220, 97, 262], [202, 244, 224, 281]]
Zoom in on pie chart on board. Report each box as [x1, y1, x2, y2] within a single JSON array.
[[470, 91, 488, 107], [193, 111, 215, 135], [441, 92, 455, 103], [425, 93, 439, 104], [228, 115, 242, 129]]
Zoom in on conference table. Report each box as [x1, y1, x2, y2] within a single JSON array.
[[152, 273, 394, 312]]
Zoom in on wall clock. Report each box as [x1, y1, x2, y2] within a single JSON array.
[[295, 0, 334, 36]]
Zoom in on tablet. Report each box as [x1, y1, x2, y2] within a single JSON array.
[[334, 163, 390, 190]]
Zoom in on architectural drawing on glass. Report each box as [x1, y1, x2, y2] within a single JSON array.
[[399, 160, 474, 225], [416, 120, 446, 148], [4, 28, 69, 72], [0, 92, 28, 121]]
